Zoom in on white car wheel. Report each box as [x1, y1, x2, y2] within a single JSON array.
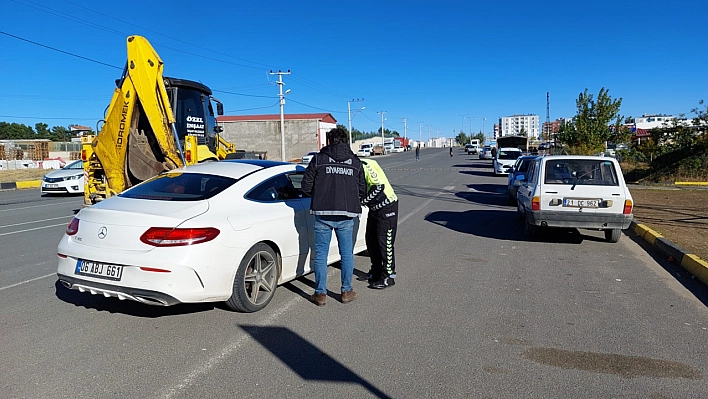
[[226, 243, 278, 312], [604, 229, 621, 243]]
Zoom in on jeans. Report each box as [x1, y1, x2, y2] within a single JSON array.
[[313, 215, 355, 294]]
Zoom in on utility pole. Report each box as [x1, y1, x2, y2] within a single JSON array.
[[347, 98, 364, 148], [402, 117, 407, 142], [418, 122, 423, 146], [377, 111, 387, 151], [270, 69, 291, 161], [545, 92, 551, 142], [428, 126, 431, 145]]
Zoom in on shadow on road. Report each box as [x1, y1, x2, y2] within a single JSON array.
[[54, 280, 216, 317], [624, 232, 708, 307], [240, 325, 392, 399]]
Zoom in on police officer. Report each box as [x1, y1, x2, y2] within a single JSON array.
[[360, 158, 398, 289]]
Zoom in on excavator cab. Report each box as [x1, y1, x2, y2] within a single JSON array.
[[164, 77, 224, 161]]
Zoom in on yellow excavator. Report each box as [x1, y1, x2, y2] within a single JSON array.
[[82, 35, 238, 206]]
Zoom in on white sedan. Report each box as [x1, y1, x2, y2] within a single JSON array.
[[41, 160, 84, 195], [56, 160, 368, 312], [301, 151, 317, 164]]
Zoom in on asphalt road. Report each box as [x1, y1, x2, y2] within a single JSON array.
[[1, 148, 707, 399]]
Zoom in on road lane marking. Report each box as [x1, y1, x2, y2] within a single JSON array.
[[159, 298, 298, 399], [0, 215, 72, 229], [399, 185, 453, 225], [0, 200, 78, 212], [0, 223, 68, 236], [0, 272, 55, 291]]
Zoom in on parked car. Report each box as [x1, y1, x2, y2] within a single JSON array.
[[41, 160, 84, 195], [479, 146, 493, 160], [356, 143, 373, 157], [506, 155, 537, 204], [301, 151, 317, 164], [56, 160, 369, 312], [515, 155, 633, 242], [493, 147, 523, 175]]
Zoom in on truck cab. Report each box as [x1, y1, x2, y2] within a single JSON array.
[[357, 142, 374, 157]]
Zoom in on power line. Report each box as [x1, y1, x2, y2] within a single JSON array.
[[0, 30, 122, 70]]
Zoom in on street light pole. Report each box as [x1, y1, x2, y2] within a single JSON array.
[[377, 111, 387, 151], [270, 69, 291, 161], [347, 98, 363, 147]]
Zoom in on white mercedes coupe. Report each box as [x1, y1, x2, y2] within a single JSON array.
[[56, 160, 368, 312]]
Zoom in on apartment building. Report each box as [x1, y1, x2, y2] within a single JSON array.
[[499, 114, 539, 138]]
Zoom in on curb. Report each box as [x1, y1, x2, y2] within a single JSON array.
[[630, 219, 708, 286], [0, 180, 41, 190]]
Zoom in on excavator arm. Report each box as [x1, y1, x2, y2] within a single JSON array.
[[85, 35, 185, 204]]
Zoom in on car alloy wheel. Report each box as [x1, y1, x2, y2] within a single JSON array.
[[226, 243, 279, 312]]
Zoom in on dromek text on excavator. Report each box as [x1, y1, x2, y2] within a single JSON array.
[[82, 35, 247, 206]]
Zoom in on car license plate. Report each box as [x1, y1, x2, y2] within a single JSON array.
[[46, 184, 58, 188], [75, 259, 123, 281], [563, 198, 599, 208]]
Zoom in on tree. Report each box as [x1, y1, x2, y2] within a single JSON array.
[[454, 132, 468, 145], [519, 126, 527, 137], [51, 126, 70, 142], [35, 123, 51, 139], [556, 88, 623, 155]]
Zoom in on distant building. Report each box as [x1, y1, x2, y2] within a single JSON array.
[[541, 118, 571, 141], [216, 113, 336, 161], [499, 114, 539, 138], [70, 125, 92, 136], [629, 114, 677, 130]]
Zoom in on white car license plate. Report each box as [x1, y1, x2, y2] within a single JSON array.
[[46, 184, 58, 188], [75, 259, 123, 281], [563, 198, 599, 208]]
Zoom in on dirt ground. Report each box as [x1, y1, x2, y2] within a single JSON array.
[[1, 170, 706, 261], [629, 187, 708, 262]]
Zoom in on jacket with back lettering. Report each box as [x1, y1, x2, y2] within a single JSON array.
[[301, 142, 366, 217]]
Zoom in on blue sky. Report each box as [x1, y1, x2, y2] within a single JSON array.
[[1, 0, 706, 141]]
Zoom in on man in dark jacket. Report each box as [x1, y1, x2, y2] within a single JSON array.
[[302, 127, 366, 306]]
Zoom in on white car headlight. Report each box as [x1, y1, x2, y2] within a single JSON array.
[[65, 175, 82, 181]]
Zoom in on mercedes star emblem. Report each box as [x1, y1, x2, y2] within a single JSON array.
[[97, 226, 108, 239]]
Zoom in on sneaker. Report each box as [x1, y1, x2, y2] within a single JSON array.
[[310, 292, 326, 306], [370, 276, 395, 289], [341, 290, 357, 303], [367, 269, 382, 283]]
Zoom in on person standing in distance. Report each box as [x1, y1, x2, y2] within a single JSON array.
[[360, 158, 398, 289], [415, 144, 420, 161], [302, 127, 366, 306]]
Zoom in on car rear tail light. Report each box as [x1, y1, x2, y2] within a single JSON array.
[[140, 227, 220, 247], [139, 267, 171, 273], [57, 253, 67, 258], [66, 218, 80, 235], [623, 199, 633, 214], [532, 196, 541, 211]]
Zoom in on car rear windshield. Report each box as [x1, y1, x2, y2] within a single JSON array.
[[119, 173, 237, 201], [544, 159, 619, 186]]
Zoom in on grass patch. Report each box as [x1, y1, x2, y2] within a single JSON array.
[[0, 169, 49, 183]]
